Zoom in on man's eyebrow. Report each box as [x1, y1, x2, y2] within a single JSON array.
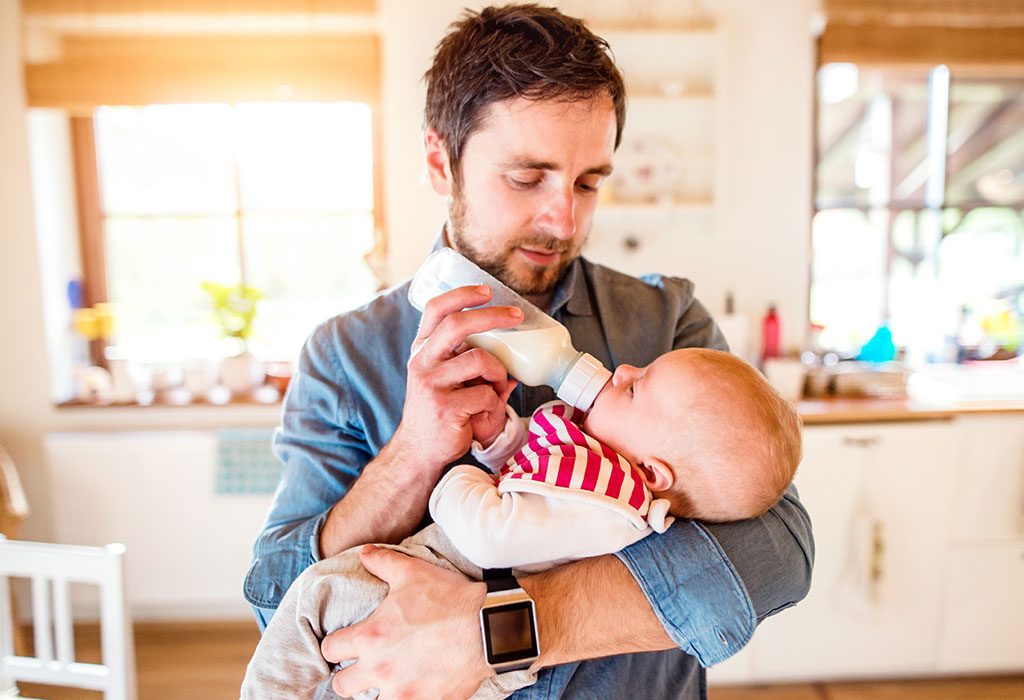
[[500, 158, 613, 177]]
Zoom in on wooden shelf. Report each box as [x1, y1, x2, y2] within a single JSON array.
[[600, 196, 714, 210], [628, 88, 715, 101], [592, 21, 716, 34]]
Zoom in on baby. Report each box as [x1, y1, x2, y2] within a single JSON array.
[[241, 348, 803, 699]]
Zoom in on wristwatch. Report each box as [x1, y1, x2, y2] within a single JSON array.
[[479, 568, 540, 673]]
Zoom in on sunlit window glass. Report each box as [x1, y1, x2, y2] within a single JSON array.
[[93, 102, 378, 364]]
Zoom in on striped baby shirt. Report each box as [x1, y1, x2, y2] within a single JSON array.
[[498, 400, 660, 530]]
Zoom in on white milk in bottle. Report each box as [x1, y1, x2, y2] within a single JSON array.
[[408, 248, 611, 411]]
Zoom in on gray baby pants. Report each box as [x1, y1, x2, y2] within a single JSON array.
[[240, 524, 537, 699]]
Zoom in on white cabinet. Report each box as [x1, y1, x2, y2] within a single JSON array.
[[939, 414, 1024, 673], [707, 413, 1024, 685], [749, 421, 959, 680], [939, 543, 1024, 672], [949, 415, 1024, 544]]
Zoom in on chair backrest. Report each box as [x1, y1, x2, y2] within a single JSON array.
[[0, 537, 137, 700], [0, 445, 29, 538]]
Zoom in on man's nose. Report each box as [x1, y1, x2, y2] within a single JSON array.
[[538, 187, 577, 240]]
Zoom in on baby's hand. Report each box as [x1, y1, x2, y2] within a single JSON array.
[[470, 377, 517, 448]]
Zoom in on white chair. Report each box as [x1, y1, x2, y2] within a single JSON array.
[[0, 537, 137, 700]]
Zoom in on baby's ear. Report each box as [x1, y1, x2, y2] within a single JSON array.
[[639, 459, 674, 492]]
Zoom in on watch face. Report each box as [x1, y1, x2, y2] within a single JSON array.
[[481, 601, 539, 665]]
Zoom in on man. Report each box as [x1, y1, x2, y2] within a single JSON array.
[[245, 5, 813, 699]]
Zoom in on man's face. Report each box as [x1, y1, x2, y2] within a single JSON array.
[[433, 95, 617, 298]]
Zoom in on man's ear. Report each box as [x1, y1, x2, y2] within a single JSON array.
[[424, 127, 453, 197], [639, 459, 674, 493]]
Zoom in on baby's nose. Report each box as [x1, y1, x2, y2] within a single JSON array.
[[613, 364, 638, 385]]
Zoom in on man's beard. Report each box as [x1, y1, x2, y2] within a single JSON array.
[[446, 183, 582, 297]]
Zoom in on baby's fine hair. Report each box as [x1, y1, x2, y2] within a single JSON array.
[[664, 349, 803, 523]]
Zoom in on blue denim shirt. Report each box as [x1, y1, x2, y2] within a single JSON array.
[[244, 252, 814, 699]]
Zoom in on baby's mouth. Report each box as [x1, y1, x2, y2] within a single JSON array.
[[582, 377, 611, 425]]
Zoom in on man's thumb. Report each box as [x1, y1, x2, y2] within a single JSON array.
[[358, 544, 408, 586]]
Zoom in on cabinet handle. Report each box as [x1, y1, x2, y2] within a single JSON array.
[[843, 436, 880, 448], [870, 520, 885, 589]]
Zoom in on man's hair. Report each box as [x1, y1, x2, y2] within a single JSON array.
[[423, 4, 627, 180], [662, 350, 804, 523]]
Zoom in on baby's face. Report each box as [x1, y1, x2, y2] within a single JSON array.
[[582, 352, 692, 471]]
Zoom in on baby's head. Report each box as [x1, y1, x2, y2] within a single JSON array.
[[582, 348, 802, 522]]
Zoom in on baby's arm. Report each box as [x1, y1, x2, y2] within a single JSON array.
[[428, 467, 655, 570]]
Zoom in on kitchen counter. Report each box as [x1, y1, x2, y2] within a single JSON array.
[[798, 397, 1024, 425]]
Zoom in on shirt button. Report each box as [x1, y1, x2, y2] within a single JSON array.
[[715, 627, 729, 646]]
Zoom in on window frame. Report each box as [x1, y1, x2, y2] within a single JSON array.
[[70, 105, 387, 369]]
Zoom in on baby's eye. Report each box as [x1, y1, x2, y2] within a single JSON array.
[[627, 382, 635, 397]]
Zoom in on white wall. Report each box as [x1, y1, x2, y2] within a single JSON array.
[[0, 0, 59, 544], [0, 0, 820, 618]]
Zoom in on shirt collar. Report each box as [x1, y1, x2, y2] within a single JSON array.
[[547, 257, 593, 317], [426, 227, 594, 317]]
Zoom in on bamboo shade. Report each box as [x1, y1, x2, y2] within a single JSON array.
[[22, 0, 379, 111], [820, 0, 1024, 68], [23, 1, 376, 16], [26, 34, 379, 111]]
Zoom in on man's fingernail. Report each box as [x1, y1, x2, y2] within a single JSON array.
[[508, 307, 523, 318], [477, 285, 490, 295]]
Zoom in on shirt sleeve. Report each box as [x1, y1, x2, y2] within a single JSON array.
[[242, 322, 373, 628], [612, 285, 814, 667]]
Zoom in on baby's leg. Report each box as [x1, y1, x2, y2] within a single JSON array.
[[240, 524, 536, 699], [240, 543, 385, 698]]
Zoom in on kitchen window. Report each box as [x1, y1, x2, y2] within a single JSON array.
[[810, 65, 1024, 362], [81, 102, 381, 366], [21, 3, 383, 405]]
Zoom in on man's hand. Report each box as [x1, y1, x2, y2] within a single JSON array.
[[317, 285, 522, 558], [322, 545, 494, 699], [396, 285, 523, 468]]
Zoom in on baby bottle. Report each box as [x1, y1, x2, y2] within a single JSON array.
[[408, 248, 612, 411]]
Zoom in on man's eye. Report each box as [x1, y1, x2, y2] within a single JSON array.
[[508, 177, 540, 189], [576, 180, 601, 193]]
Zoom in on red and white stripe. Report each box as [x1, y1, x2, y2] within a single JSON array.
[[498, 401, 651, 520]]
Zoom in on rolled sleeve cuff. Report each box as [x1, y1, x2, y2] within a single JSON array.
[[309, 510, 330, 564], [614, 521, 756, 667], [243, 513, 325, 614]]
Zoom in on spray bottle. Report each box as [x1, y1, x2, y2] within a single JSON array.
[[408, 248, 612, 411]]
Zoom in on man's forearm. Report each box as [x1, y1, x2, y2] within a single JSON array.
[[318, 436, 440, 558], [520, 554, 674, 668]]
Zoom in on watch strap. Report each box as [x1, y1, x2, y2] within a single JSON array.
[[482, 567, 518, 593]]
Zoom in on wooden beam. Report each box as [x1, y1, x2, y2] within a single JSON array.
[[69, 116, 110, 367], [818, 101, 867, 170], [26, 34, 380, 111], [820, 24, 1024, 68], [823, 0, 1024, 28], [946, 99, 1024, 175], [22, 0, 376, 16]]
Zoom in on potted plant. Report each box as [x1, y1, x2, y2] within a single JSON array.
[[202, 281, 263, 397]]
